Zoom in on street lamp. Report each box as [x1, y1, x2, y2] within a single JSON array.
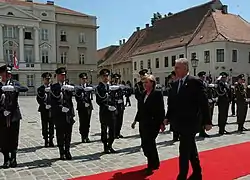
[[89, 69, 93, 84], [191, 58, 199, 76]]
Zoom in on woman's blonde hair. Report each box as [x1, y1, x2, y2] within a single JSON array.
[[141, 74, 156, 88]]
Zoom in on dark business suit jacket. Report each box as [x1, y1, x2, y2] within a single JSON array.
[[135, 90, 165, 135], [166, 75, 211, 134]]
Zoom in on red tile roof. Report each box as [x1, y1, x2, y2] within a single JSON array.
[[97, 45, 119, 65], [0, 0, 89, 17]]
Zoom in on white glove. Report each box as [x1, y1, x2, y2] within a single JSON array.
[[45, 105, 51, 109], [118, 99, 123, 104], [208, 99, 213, 103], [246, 98, 250, 103], [62, 107, 69, 113], [4, 110, 11, 117], [108, 106, 116, 111], [85, 103, 90, 107], [45, 87, 50, 92]]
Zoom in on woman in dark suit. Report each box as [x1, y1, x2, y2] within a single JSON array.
[[131, 74, 165, 175]]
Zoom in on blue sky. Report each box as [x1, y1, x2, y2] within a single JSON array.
[[38, 0, 249, 49]]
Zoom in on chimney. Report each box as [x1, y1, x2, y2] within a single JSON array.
[[145, 24, 149, 28], [136, 27, 140, 31], [119, 40, 122, 46], [122, 39, 125, 44], [46, 1, 54, 5], [221, 5, 228, 14]]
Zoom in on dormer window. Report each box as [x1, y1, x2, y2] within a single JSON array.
[[7, 12, 14, 16], [41, 12, 47, 16]]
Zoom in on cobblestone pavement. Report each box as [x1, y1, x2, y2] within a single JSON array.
[[0, 96, 249, 180]]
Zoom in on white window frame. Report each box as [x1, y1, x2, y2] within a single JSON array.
[[40, 29, 48, 41], [41, 49, 49, 63], [25, 49, 33, 63], [26, 75, 34, 87], [79, 32, 86, 43], [79, 53, 85, 64], [60, 30, 67, 41], [232, 49, 238, 62], [60, 52, 67, 64], [4, 26, 15, 38], [5, 49, 14, 64]]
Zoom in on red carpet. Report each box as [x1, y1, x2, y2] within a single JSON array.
[[70, 142, 250, 180]]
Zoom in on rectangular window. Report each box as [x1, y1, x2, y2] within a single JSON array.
[[179, 54, 184, 58], [26, 75, 34, 87], [191, 52, 196, 59], [79, 53, 85, 64], [134, 61, 137, 70], [155, 58, 159, 68], [216, 49, 224, 62], [41, 50, 49, 63], [232, 50, 237, 62], [79, 32, 86, 43], [40, 29, 48, 41], [156, 77, 160, 84], [171, 55, 176, 66], [5, 49, 14, 64], [60, 52, 67, 64], [60, 30, 67, 41], [204, 51, 210, 63], [147, 59, 151, 69], [140, 60, 143, 70], [4, 26, 16, 38], [25, 31, 32, 40], [25, 49, 33, 64], [164, 57, 168, 67]]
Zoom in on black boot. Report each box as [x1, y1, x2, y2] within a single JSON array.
[[108, 144, 116, 154], [103, 143, 110, 154], [65, 147, 72, 160], [2, 152, 10, 169], [59, 147, 65, 160], [10, 151, 17, 168], [49, 139, 54, 147]]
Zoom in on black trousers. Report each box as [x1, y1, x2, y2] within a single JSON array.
[[231, 100, 236, 115], [125, 96, 131, 106], [0, 121, 20, 153], [177, 133, 201, 180], [236, 102, 248, 131], [139, 125, 160, 169], [218, 101, 230, 132], [78, 108, 92, 138], [55, 121, 73, 150], [99, 111, 115, 146], [115, 108, 124, 136], [41, 112, 54, 140]]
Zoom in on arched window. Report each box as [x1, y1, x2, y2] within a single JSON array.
[[7, 12, 14, 16]]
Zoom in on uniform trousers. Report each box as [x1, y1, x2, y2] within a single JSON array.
[[78, 108, 92, 138], [41, 111, 54, 140], [217, 100, 230, 133], [236, 102, 248, 131], [115, 107, 124, 136], [55, 121, 73, 150]]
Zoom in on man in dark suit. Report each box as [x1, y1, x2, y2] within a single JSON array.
[[75, 72, 93, 143], [165, 58, 212, 180], [36, 72, 54, 147], [134, 69, 148, 101]]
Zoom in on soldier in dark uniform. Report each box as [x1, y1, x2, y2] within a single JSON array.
[[230, 83, 236, 116], [134, 69, 148, 101], [111, 73, 125, 139], [36, 72, 55, 147], [235, 74, 248, 132], [96, 69, 116, 154], [0, 64, 28, 168], [50, 67, 75, 160], [216, 72, 231, 135], [75, 72, 93, 143], [197, 71, 210, 138]]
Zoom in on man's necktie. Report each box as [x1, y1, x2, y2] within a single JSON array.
[[177, 79, 183, 93]]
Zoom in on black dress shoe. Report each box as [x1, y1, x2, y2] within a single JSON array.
[[243, 127, 248, 131], [83, 138, 91, 143], [118, 134, 124, 138], [9, 159, 17, 168], [188, 173, 202, 180], [65, 151, 72, 160], [59, 154, 66, 160], [44, 141, 49, 148], [104, 145, 110, 154], [2, 161, 10, 169], [144, 168, 154, 176], [199, 133, 210, 138], [224, 130, 231, 134], [109, 147, 117, 153]]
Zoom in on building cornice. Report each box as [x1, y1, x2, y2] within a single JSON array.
[[56, 22, 98, 29]]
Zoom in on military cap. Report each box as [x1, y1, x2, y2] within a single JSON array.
[[139, 69, 148, 76], [171, 71, 176, 76], [99, 69, 110, 76], [197, 71, 206, 77], [237, 74, 245, 80], [55, 67, 67, 75], [219, 72, 229, 78], [111, 73, 121, 79], [79, 72, 88, 79], [0, 65, 7, 73], [41, 72, 52, 79]]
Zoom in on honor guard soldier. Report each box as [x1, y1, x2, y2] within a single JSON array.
[[50, 67, 75, 160], [235, 74, 248, 132], [0, 64, 28, 168], [134, 69, 148, 101], [36, 72, 55, 147], [197, 71, 210, 138], [75, 72, 93, 143], [96, 69, 117, 154], [111, 73, 125, 139], [230, 83, 236, 116], [216, 72, 231, 135], [6, 65, 12, 85]]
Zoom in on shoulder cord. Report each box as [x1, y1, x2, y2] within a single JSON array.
[[217, 83, 226, 96]]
